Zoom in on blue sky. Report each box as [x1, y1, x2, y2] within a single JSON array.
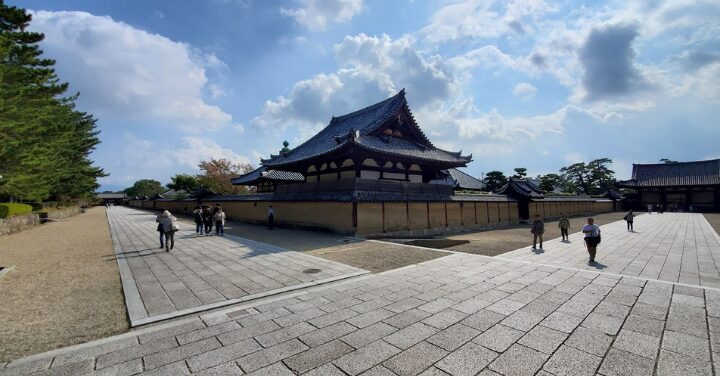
[[12, 0, 720, 191]]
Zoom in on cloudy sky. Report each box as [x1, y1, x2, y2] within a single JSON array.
[[14, 0, 720, 191]]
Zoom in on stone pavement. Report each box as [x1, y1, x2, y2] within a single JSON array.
[[106, 207, 368, 326], [3, 251, 720, 375], [4, 213, 720, 375], [500, 213, 720, 288]]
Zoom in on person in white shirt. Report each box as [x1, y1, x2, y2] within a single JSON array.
[[213, 207, 226, 236], [582, 217, 601, 263]]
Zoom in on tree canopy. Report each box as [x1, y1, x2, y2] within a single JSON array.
[[483, 170, 508, 193], [196, 158, 254, 195], [166, 174, 198, 192], [559, 158, 615, 195], [124, 179, 164, 197], [511, 167, 527, 179], [0, 2, 106, 201], [538, 173, 561, 192]]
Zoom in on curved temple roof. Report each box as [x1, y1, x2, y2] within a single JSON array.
[[261, 90, 472, 168]]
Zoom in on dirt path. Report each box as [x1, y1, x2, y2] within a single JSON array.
[[704, 213, 720, 235], [445, 212, 629, 256], [0, 207, 128, 362]]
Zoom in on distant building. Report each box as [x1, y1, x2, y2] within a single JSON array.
[[96, 192, 126, 205], [497, 178, 604, 220], [616, 159, 720, 212]]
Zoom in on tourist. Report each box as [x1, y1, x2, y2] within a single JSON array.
[[268, 205, 275, 230], [192, 206, 204, 235], [558, 213, 570, 241], [531, 214, 544, 250], [203, 206, 213, 235], [647, 204, 652, 214], [582, 217, 601, 263], [624, 210, 635, 231], [159, 210, 179, 251], [659, 204, 664, 214], [214, 206, 226, 236], [155, 209, 165, 249]]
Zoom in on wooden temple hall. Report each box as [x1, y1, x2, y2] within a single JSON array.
[[131, 90, 612, 236], [617, 159, 720, 212]]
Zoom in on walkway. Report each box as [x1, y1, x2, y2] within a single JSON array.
[[3, 213, 720, 375], [500, 213, 720, 288], [106, 207, 367, 326]]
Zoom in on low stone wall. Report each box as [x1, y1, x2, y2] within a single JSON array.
[[528, 200, 614, 220], [0, 213, 40, 236], [45, 206, 81, 220]]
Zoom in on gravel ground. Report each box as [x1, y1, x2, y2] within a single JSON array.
[[445, 212, 629, 256], [704, 213, 720, 235], [0, 207, 128, 362]]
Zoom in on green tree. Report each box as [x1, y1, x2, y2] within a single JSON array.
[[124, 179, 164, 197], [511, 167, 527, 179], [196, 158, 254, 195], [0, 2, 105, 201], [167, 174, 199, 192], [483, 170, 508, 193], [559, 158, 615, 195], [539, 173, 561, 192]]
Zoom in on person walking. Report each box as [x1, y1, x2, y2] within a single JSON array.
[[268, 205, 275, 230], [531, 214, 544, 250], [558, 213, 570, 241], [155, 210, 165, 249], [203, 206, 213, 235], [214, 207, 226, 236], [193, 206, 204, 236], [159, 210, 179, 252], [582, 217, 601, 263], [623, 210, 635, 232], [647, 204, 652, 214]]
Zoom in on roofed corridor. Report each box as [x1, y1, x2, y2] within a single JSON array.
[[500, 213, 720, 288]]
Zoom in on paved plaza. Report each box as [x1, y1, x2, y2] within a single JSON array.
[[501, 213, 720, 288], [3, 212, 720, 375], [106, 207, 368, 326]]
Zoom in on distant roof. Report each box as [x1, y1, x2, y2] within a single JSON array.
[[96, 193, 126, 199], [446, 168, 485, 191], [231, 166, 305, 186], [599, 190, 625, 200], [261, 90, 471, 168], [497, 178, 545, 199], [617, 159, 720, 187]]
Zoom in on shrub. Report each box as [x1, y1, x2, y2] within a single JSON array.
[[0, 203, 34, 219], [23, 202, 44, 211]]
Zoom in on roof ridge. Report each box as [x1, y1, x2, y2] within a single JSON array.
[[633, 158, 720, 167], [333, 89, 405, 122]]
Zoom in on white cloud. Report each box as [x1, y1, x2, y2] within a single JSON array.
[[252, 34, 456, 138], [419, 0, 557, 45], [512, 82, 537, 99], [281, 0, 363, 31], [29, 11, 232, 130]]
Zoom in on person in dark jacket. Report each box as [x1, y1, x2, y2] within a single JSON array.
[[203, 207, 213, 235], [623, 210, 635, 232], [558, 213, 570, 241], [531, 214, 544, 250], [193, 206, 204, 235]]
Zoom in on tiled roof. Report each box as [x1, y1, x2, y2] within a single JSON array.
[[497, 178, 545, 198], [191, 192, 516, 203], [262, 90, 471, 168], [232, 166, 305, 185], [447, 168, 485, 191], [616, 159, 720, 187], [599, 190, 625, 200]]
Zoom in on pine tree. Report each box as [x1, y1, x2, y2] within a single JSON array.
[[0, 1, 105, 201]]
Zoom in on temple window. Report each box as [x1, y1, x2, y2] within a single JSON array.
[[362, 158, 378, 167]]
